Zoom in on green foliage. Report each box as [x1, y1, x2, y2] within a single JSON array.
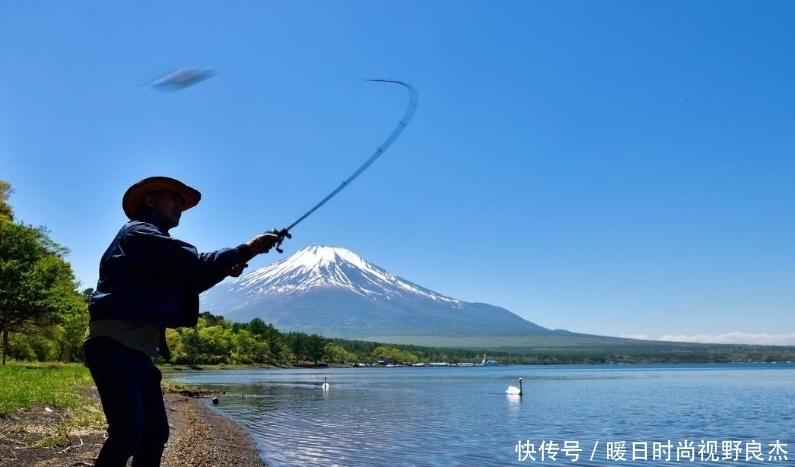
[[371, 345, 419, 364], [8, 309, 795, 367], [6, 332, 38, 361], [0, 179, 13, 220], [324, 343, 356, 364], [55, 288, 92, 362], [305, 334, 327, 363], [0, 219, 87, 364]]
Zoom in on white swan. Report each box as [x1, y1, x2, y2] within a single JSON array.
[[321, 376, 329, 390], [506, 377, 523, 396]]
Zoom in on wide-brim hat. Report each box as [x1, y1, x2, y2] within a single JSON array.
[[122, 176, 201, 220]]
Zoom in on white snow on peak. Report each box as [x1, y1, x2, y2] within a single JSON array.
[[231, 245, 459, 304]]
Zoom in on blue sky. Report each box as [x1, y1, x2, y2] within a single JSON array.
[[2, 1, 793, 345]]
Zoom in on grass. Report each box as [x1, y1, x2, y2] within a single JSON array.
[[0, 361, 105, 447], [0, 362, 95, 415]]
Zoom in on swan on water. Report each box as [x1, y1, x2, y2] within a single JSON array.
[[322, 376, 329, 390], [506, 377, 523, 396]]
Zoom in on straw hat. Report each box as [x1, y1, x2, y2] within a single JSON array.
[[122, 176, 201, 220]]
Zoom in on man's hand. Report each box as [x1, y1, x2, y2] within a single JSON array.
[[246, 232, 280, 255], [226, 263, 248, 277]]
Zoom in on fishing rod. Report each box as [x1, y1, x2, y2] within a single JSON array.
[[267, 79, 419, 253]]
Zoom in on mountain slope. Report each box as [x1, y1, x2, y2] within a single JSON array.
[[200, 245, 550, 339]]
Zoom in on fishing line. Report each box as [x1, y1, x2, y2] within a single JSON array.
[[268, 79, 419, 253]]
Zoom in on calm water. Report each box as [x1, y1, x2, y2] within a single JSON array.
[[166, 364, 795, 466]]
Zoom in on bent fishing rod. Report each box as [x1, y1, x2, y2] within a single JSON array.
[[267, 79, 419, 253]]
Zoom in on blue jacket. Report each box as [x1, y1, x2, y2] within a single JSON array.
[[88, 210, 253, 328]]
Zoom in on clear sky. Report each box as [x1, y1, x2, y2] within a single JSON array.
[[2, 1, 793, 345]]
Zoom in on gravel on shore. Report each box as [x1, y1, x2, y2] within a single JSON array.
[[0, 391, 267, 467], [162, 393, 267, 467]]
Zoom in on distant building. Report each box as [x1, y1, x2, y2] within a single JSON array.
[[375, 356, 395, 366]]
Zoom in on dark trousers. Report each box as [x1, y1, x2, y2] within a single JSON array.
[[84, 336, 169, 467]]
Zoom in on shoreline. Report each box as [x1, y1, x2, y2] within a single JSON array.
[[162, 392, 267, 467], [0, 390, 267, 467]]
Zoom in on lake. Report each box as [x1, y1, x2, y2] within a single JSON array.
[[165, 364, 794, 466]]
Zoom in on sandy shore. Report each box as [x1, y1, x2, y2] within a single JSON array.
[[0, 391, 266, 467]]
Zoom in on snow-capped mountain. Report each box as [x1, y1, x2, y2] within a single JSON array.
[[200, 245, 550, 339], [230, 245, 460, 303]]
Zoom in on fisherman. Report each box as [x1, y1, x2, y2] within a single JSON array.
[[83, 176, 279, 467]]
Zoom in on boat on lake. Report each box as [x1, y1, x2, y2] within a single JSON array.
[[478, 354, 500, 366]]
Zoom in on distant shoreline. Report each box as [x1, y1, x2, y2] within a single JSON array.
[[160, 359, 795, 373]]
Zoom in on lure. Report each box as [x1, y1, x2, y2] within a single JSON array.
[[150, 67, 216, 91]]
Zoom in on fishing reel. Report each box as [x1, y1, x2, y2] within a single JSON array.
[[267, 228, 292, 254]]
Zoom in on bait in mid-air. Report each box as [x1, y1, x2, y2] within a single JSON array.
[[149, 67, 215, 91]]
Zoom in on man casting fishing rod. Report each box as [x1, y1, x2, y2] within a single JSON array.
[[83, 176, 280, 467], [82, 73, 417, 467]]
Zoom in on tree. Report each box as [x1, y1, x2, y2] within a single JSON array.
[[324, 343, 355, 364], [173, 328, 202, 365], [305, 334, 327, 364], [245, 318, 285, 363], [198, 325, 233, 364], [286, 332, 308, 361], [370, 345, 419, 364], [57, 287, 92, 362], [0, 220, 82, 364], [0, 179, 13, 220], [231, 329, 257, 364]]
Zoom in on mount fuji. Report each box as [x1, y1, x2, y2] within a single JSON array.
[[199, 245, 554, 341]]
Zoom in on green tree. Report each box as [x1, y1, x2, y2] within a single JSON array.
[[198, 325, 232, 364], [6, 332, 36, 360], [286, 332, 308, 361], [199, 311, 226, 327], [305, 334, 327, 364], [246, 319, 286, 364], [174, 328, 202, 365], [231, 329, 257, 364], [250, 339, 272, 364], [56, 287, 91, 362], [0, 179, 13, 220], [247, 318, 268, 335], [324, 342, 355, 364], [0, 220, 82, 365], [269, 338, 293, 366], [370, 345, 419, 364]]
